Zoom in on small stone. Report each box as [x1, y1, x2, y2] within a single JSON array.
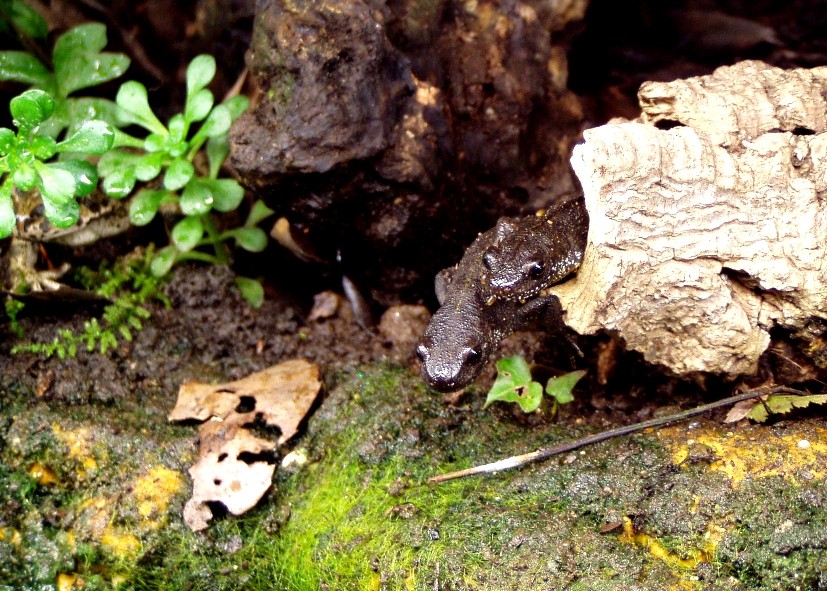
[[378, 304, 431, 359], [308, 291, 340, 322]]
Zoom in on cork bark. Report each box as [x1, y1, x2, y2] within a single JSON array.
[[551, 61, 827, 376]]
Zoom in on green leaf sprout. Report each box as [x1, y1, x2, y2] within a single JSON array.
[[0, 22, 130, 138], [0, 89, 114, 237], [0, 0, 48, 42], [484, 355, 585, 414], [746, 393, 827, 423], [2, 26, 269, 308], [97, 53, 272, 307]]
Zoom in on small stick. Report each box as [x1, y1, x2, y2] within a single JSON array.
[[427, 385, 808, 484]]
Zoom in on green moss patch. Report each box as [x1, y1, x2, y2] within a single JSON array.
[[1, 363, 826, 590]]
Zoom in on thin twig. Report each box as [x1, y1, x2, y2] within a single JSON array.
[[427, 385, 809, 484]]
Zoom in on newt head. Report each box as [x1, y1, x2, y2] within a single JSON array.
[[481, 199, 588, 302], [483, 238, 549, 300], [416, 295, 493, 392]]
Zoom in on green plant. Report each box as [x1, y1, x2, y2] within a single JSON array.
[[484, 355, 585, 414], [0, 89, 114, 237], [4, 296, 24, 337], [0, 0, 47, 42], [98, 53, 271, 306], [729, 391, 827, 423], [11, 247, 170, 358], [0, 22, 130, 138]]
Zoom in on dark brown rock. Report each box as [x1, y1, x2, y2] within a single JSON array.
[[230, 0, 584, 303]]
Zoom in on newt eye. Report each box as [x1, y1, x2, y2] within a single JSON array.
[[462, 347, 481, 365], [482, 247, 497, 269], [524, 260, 544, 278], [416, 343, 429, 362]]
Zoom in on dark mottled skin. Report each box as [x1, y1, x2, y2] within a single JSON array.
[[416, 197, 587, 392], [482, 197, 588, 302]]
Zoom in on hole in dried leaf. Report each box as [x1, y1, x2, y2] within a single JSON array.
[[205, 500, 229, 521], [237, 449, 278, 465], [241, 414, 284, 440], [235, 396, 256, 413]]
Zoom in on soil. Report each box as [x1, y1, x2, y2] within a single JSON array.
[[0, 263, 393, 406]]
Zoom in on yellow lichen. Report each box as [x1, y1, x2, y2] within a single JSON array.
[[619, 517, 711, 571], [132, 466, 186, 528], [661, 423, 827, 487], [65, 530, 76, 551], [77, 496, 110, 535], [703, 523, 727, 549], [70, 467, 184, 561], [0, 526, 22, 546], [52, 424, 103, 476], [77, 495, 140, 557], [617, 516, 725, 591], [28, 461, 58, 486], [100, 526, 141, 557], [56, 573, 79, 591]]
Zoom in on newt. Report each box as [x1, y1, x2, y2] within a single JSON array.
[[416, 197, 588, 392], [481, 198, 588, 303]]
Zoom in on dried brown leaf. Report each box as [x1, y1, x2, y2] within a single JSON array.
[[167, 384, 241, 422], [724, 397, 765, 423], [168, 359, 322, 444], [171, 359, 322, 530], [183, 421, 277, 531]]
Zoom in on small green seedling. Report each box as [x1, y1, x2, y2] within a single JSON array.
[[11, 247, 170, 358], [97, 54, 271, 306], [0, 89, 114, 237], [0, 22, 130, 138], [746, 394, 827, 423], [0, 0, 47, 42], [484, 355, 585, 414]]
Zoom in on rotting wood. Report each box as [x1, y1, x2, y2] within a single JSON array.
[[550, 60, 827, 376]]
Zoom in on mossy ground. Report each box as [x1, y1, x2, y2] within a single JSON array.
[[1, 361, 826, 590]]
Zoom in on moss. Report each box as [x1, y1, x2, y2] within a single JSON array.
[[712, 477, 827, 590], [0, 399, 193, 589], [1, 362, 826, 590]]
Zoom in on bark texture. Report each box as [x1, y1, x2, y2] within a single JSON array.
[[551, 60, 827, 376]]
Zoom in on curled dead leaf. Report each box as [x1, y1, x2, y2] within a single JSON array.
[[170, 359, 322, 530]]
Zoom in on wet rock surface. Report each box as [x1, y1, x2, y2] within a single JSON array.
[[3, 349, 825, 589]]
